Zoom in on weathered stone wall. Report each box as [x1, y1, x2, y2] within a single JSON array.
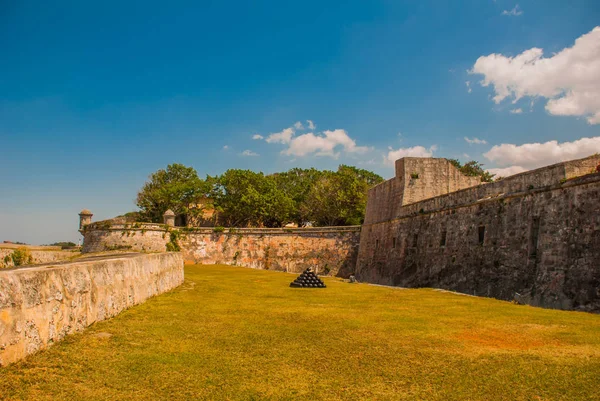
[[396, 158, 482, 206], [0, 252, 184, 366], [0, 246, 79, 268], [179, 227, 361, 276], [82, 222, 169, 253], [357, 164, 600, 312], [82, 225, 361, 276], [366, 155, 600, 226], [365, 158, 482, 225]]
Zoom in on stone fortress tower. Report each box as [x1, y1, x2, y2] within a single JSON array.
[[364, 158, 481, 224], [78, 209, 93, 234], [163, 209, 175, 227]]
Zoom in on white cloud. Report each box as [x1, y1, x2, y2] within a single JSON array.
[[306, 120, 316, 130], [222, 145, 229, 150], [241, 149, 259, 157], [484, 136, 600, 170], [465, 81, 472, 93], [509, 108, 523, 114], [294, 121, 305, 130], [464, 137, 488, 145], [487, 165, 527, 177], [470, 27, 600, 124], [502, 5, 523, 16], [252, 134, 264, 140], [265, 127, 295, 144], [283, 129, 369, 157], [384, 145, 436, 165]]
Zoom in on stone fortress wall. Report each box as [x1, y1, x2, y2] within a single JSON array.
[[82, 224, 361, 277], [0, 244, 79, 268], [357, 155, 600, 312], [79, 154, 600, 312], [0, 252, 184, 366]]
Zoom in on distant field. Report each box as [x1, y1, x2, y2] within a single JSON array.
[[1, 264, 599, 401]]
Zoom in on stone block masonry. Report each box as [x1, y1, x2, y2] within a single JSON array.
[[357, 155, 600, 312], [0, 245, 79, 268], [82, 224, 361, 277], [179, 227, 361, 276], [0, 252, 184, 366]]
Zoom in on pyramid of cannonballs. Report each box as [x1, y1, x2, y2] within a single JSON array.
[[290, 267, 326, 288]]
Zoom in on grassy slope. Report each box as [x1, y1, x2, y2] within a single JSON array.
[[1, 264, 599, 401]]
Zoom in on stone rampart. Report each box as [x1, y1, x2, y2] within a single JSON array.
[[0, 246, 79, 268], [0, 252, 184, 366], [365, 155, 600, 225], [357, 170, 600, 312], [82, 225, 361, 277]]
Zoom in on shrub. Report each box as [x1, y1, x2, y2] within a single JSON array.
[[10, 247, 33, 266], [166, 230, 181, 252]]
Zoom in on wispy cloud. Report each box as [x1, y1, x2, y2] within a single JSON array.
[[502, 4, 523, 16], [510, 108, 523, 114], [306, 120, 316, 130], [465, 81, 472, 93], [294, 121, 304, 130], [252, 134, 264, 140], [241, 149, 259, 157], [222, 145, 229, 150], [464, 137, 488, 145]]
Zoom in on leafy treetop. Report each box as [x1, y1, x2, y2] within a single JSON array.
[[448, 159, 495, 182]]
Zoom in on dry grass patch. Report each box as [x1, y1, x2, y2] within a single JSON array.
[[1, 264, 599, 400]]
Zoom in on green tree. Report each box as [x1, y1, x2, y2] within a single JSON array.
[[448, 159, 495, 182], [301, 165, 384, 226], [211, 169, 294, 227], [136, 164, 208, 223], [270, 168, 325, 225]]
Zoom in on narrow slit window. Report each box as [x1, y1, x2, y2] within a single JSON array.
[[478, 226, 485, 245], [412, 234, 418, 248], [375, 239, 379, 250], [392, 237, 396, 248], [529, 217, 541, 258], [440, 231, 447, 247]]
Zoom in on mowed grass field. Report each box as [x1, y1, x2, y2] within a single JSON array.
[[1, 265, 599, 401]]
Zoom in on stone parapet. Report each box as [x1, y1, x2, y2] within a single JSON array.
[[0, 252, 184, 366]]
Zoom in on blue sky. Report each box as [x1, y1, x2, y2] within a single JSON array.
[[1, 0, 599, 244]]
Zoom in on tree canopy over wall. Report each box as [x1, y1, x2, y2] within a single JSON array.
[[135, 164, 385, 227]]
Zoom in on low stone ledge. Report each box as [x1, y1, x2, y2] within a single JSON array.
[[0, 252, 184, 366]]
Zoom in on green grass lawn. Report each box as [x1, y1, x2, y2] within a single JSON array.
[[1, 264, 599, 401]]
